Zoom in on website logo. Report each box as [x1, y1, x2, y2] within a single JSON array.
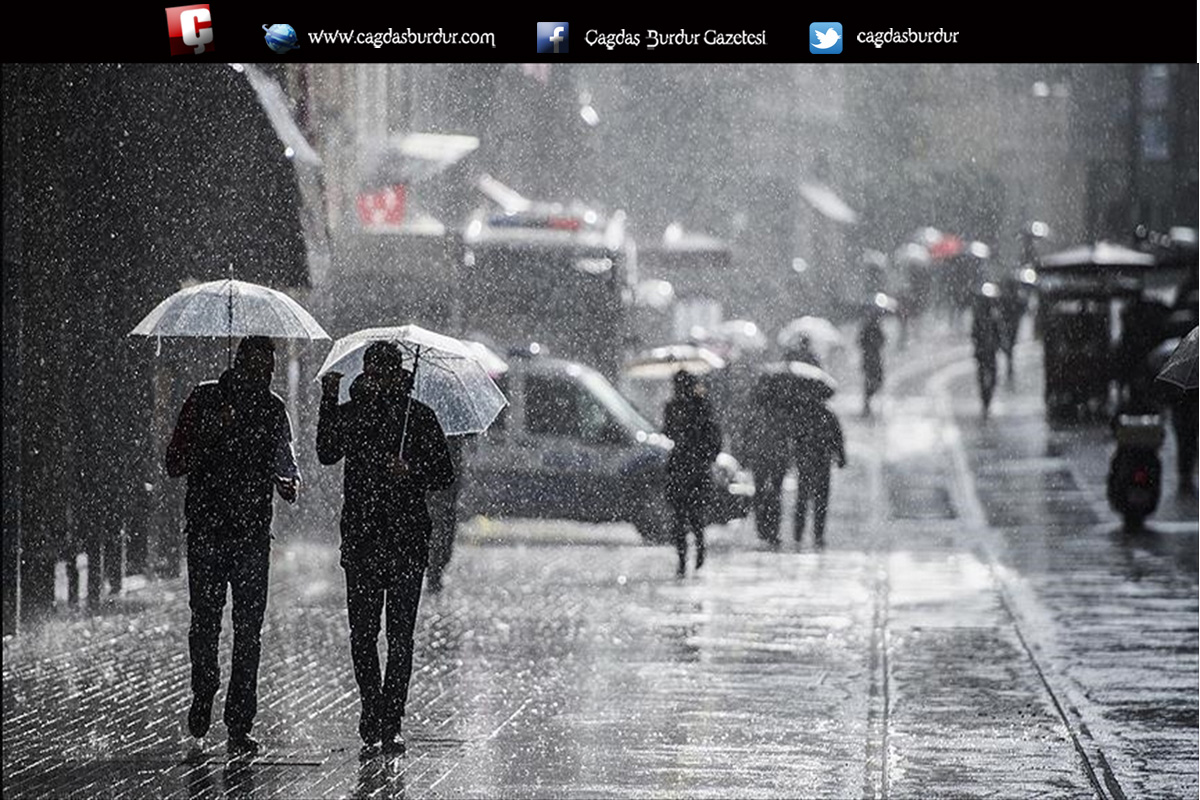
[[166, 5, 213, 55], [263, 23, 300, 54], [536, 22, 569, 54], [809, 22, 842, 54]]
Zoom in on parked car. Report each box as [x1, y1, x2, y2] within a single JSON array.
[[458, 350, 753, 543]]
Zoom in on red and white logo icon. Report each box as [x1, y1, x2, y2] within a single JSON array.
[[166, 5, 213, 56]]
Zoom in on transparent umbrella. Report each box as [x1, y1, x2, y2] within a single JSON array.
[[316, 325, 509, 440], [129, 275, 330, 362], [1156, 326, 1199, 391]]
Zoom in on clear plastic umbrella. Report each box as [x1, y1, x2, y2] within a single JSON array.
[[1156, 326, 1199, 391], [129, 276, 330, 363], [316, 325, 509, 438]]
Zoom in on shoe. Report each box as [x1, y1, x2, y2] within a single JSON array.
[[382, 733, 406, 755], [188, 694, 213, 739], [226, 734, 260, 757]]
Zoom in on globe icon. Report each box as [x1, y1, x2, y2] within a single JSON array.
[[263, 24, 299, 54]]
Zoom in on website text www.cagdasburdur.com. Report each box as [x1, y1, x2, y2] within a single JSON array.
[[307, 28, 496, 48]]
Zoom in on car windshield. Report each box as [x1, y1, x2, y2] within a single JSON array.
[[578, 370, 657, 435]]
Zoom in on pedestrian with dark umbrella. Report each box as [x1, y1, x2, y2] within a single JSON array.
[[166, 336, 299, 757], [661, 370, 723, 577], [317, 341, 455, 756]]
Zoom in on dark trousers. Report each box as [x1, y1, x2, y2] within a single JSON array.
[[753, 464, 786, 543], [344, 551, 425, 741], [794, 464, 831, 542], [671, 504, 706, 567], [187, 531, 270, 737]]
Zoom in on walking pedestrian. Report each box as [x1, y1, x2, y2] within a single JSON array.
[[166, 336, 299, 757], [791, 398, 846, 546], [317, 341, 455, 756], [971, 285, 1002, 419], [997, 275, 1026, 384], [858, 312, 886, 417], [661, 370, 722, 577], [746, 374, 791, 546]]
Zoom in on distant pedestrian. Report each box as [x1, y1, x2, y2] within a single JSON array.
[[746, 374, 792, 546], [997, 275, 1026, 383], [661, 370, 723, 577], [858, 313, 886, 417], [791, 398, 846, 546], [426, 435, 466, 593], [971, 286, 1002, 419], [317, 342, 455, 756], [166, 336, 299, 757], [1169, 389, 1198, 495]]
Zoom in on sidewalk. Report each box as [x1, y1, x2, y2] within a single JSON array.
[[3, 319, 1195, 799]]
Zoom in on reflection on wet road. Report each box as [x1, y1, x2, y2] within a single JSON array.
[[3, 331, 1195, 798]]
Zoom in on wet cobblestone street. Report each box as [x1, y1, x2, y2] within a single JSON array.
[[4, 330, 1196, 799]]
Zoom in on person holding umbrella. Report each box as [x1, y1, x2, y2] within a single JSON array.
[[165, 335, 300, 757], [317, 341, 455, 756]]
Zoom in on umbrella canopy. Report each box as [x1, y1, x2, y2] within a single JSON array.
[[1038, 241, 1158, 271], [1155, 326, 1199, 391], [623, 344, 727, 380], [316, 325, 508, 437], [130, 278, 329, 341], [777, 316, 844, 350], [130, 277, 329, 365]]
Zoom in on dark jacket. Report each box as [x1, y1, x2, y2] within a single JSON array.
[[792, 402, 846, 470], [661, 393, 722, 506], [166, 368, 297, 537], [317, 373, 455, 568]]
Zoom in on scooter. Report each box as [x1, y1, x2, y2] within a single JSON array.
[[1106, 412, 1165, 532]]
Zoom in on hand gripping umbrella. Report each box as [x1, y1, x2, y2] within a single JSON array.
[[316, 325, 509, 450], [129, 272, 330, 362]]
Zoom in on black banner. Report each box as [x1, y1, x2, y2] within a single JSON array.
[[9, 9, 1197, 63]]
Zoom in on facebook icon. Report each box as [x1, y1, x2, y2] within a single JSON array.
[[536, 22, 569, 53]]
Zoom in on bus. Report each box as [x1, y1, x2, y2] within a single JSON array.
[[460, 201, 635, 381]]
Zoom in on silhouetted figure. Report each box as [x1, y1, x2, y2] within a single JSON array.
[[858, 313, 886, 417], [318, 342, 455, 756], [166, 336, 299, 757], [997, 276, 1026, 383], [426, 435, 466, 593], [971, 288, 1002, 419], [791, 399, 846, 546], [1169, 390, 1199, 495], [747, 375, 792, 546], [661, 371, 723, 577]]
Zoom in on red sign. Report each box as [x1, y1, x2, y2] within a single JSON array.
[[165, 5, 213, 56], [356, 185, 407, 229]]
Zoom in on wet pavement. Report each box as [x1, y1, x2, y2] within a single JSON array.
[[3, 321, 1197, 799]]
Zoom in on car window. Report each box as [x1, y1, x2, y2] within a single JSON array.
[[526, 376, 582, 438], [526, 374, 621, 444]]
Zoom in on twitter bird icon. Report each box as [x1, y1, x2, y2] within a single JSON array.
[[810, 22, 843, 54]]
